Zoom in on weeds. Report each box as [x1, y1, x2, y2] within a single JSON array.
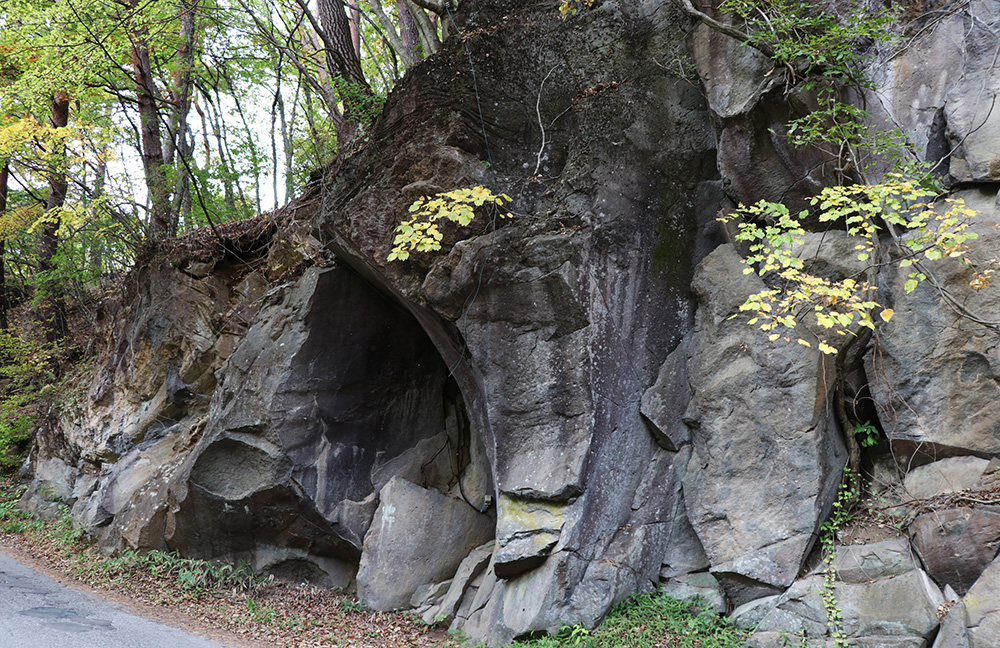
[[340, 597, 365, 613], [508, 591, 748, 648], [0, 483, 42, 534]]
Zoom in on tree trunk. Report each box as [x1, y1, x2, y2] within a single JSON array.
[[369, 0, 414, 71], [396, 0, 420, 60], [129, 1, 172, 238], [349, 3, 361, 59], [0, 162, 9, 331], [39, 93, 70, 343], [315, 0, 374, 146], [166, 0, 198, 236]]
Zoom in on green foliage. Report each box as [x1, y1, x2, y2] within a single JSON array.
[[720, 177, 980, 354], [339, 597, 364, 613], [388, 186, 512, 261], [72, 547, 265, 594], [49, 504, 85, 547], [852, 420, 879, 448], [507, 591, 747, 648], [245, 597, 278, 624], [718, 0, 895, 83], [0, 330, 57, 473], [333, 77, 386, 128], [0, 483, 42, 534]]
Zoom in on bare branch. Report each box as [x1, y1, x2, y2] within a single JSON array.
[[675, 0, 775, 59]]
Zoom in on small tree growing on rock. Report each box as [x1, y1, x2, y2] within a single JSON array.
[[680, 0, 998, 488]]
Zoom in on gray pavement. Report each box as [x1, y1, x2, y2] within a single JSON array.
[[0, 549, 237, 648]]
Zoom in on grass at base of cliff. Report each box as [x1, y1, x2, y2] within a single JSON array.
[[506, 593, 748, 648], [3, 480, 746, 648]]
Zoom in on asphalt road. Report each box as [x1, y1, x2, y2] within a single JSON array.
[[0, 549, 237, 648]]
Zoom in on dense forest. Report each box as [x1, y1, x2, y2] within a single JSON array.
[[0, 0, 459, 464]]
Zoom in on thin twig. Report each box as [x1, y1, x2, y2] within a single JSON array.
[[533, 65, 560, 177]]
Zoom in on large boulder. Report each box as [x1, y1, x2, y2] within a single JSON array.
[[910, 508, 1000, 595], [356, 477, 494, 611], [749, 568, 943, 648], [307, 0, 726, 643], [682, 244, 846, 604], [869, 0, 1000, 183], [904, 457, 992, 500], [959, 553, 1000, 647], [866, 189, 1000, 460]]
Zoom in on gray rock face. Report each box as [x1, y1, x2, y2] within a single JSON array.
[[962, 553, 1000, 647], [750, 569, 943, 648], [421, 541, 494, 625], [910, 508, 1000, 595], [830, 539, 921, 584], [309, 1, 725, 643], [872, 0, 1000, 183], [682, 245, 846, 602], [933, 601, 970, 648], [24, 0, 1000, 645], [660, 572, 726, 614], [640, 336, 692, 452], [356, 478, 494, 611], [867, 190, 1000, 459], [904, 457, 992, 500]]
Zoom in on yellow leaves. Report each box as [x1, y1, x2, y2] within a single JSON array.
[[559, 0, 596, 18], [388, 186, 512, 262], [723, 174, 985, 356]]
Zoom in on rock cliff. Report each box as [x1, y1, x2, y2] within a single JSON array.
[[20, 0, 1000, 645]]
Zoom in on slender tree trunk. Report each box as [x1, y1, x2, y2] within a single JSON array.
[[349, 3, 361, 59], [90, 157, 107, 278], [39, 93, 70, 342], [405, 0, 441, 58], [315, 0, 373, 146], [0, 162, 9, 331], [368, 0, 412, 71], [283, 75, 300, 200], [166, 0, 198, 235], [129, 1, 172, 238], [397, 0, 420, 60]]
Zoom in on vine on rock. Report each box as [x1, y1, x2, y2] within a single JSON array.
[[819, 470, 860, 648]]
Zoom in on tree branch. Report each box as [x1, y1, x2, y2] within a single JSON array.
[[676, 0, 775, 59], [408, 0, 444, 14]]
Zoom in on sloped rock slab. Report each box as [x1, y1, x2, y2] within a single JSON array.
[[830, 539, 921, 584], [910, 507, 1000, 595], [640, 335, 692, 451], [356, 477, 494, 611], [421, 541, 494, 625], [962, 553, 1000, 647], [867, 191, 1000, 458], [904, 457, 991, 500], [932, 601, 970, 648], [660, 572, 726, 614]]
